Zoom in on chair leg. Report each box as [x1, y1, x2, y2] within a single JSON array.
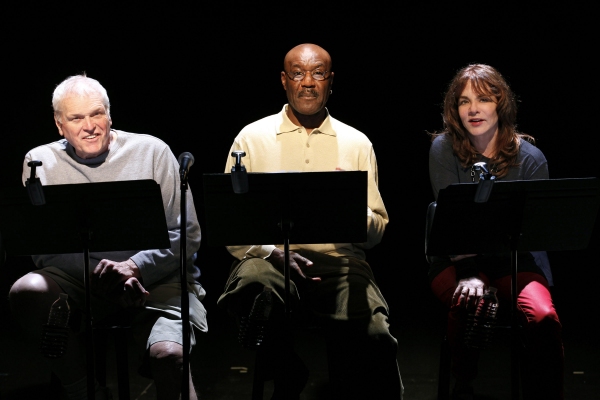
[[94, 328, 108, 388], [114, 327, 130, 400], [94, 325, 131, 400], [438, 334, 451, 400], [49, 371, 62, 400], [324, 337, 343, 390], [252, 348, 265, 400]]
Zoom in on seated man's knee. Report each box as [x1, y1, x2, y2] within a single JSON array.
[[369, 328, 399, 354], [9, 273, 58, 309], [236, 257, 276, 277], [149, 341, 184, 370], [222, 258, 288, 318]]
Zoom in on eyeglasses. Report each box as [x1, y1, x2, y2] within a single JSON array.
[[285, 69, 330, 81]]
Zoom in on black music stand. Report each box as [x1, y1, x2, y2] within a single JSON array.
[[0, 179, 170, 400], [426, 177, 600, 400], [203, 170, 367, 399]]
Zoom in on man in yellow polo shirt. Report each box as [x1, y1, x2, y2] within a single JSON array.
[[218, 43, 403, 400]]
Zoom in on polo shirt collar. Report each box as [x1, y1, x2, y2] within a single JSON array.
[[277, 104, 336, 137]]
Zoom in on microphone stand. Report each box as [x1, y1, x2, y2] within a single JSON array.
[[179, 154, 193, 400], [230, 151, 292, 399], [473, 162, 523, 397], [26, 161, 97, 399]]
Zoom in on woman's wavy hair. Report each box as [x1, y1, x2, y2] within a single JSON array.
[[431, 64, 534, 178]]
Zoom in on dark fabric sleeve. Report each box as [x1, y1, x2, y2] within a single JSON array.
[[518, 141, 549, 180], [453, 257, 480, 281], [429, 135, 460, 201], [427, 255, 479, 284]]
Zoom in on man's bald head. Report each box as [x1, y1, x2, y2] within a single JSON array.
[[283, 43, 332, 70]]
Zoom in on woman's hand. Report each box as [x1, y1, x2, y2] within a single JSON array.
[[452, 277, 486, 309]]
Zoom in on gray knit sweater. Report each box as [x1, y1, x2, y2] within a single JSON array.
[[21, 130, 201, 287]]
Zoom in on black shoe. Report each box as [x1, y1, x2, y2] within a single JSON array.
[[239, 286, 273, 349], [270, 350, 309, 400]]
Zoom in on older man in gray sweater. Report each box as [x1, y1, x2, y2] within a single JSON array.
[[9, 74, 206, 400]]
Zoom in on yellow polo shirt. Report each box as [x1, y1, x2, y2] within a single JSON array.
[[224, 104, 388, 261]]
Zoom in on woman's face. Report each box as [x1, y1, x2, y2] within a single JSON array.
[[458, 81, 499, 143]]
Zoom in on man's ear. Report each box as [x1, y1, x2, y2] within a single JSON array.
[[54, 115, 64, 136], [280, 71, 288, 91]]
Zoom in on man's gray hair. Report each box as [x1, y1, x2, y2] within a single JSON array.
[[52, 74, 111, 122]]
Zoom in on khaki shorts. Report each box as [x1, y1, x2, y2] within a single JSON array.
[[32, 266, 208, 354]]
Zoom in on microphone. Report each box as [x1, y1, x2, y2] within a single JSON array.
[[26, 160, 46, 206], [473, 162, 495, 203], [231, 151, 248, 194], [473, 161, 491, 178], [178, 152, 195, 183]]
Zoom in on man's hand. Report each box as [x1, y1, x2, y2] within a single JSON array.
[[452, 277, 485, 309], [120, 277, 150, 308], [267, 248, 321, 282], [91, 259, 149, 307]]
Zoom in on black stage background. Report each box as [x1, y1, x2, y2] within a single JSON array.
[[1, 1, 599, 375]]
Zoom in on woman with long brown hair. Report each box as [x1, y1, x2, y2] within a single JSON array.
[[428, 64, 564, 399]]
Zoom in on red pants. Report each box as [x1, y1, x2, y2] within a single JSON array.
[[431, 267, 564, 399]]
